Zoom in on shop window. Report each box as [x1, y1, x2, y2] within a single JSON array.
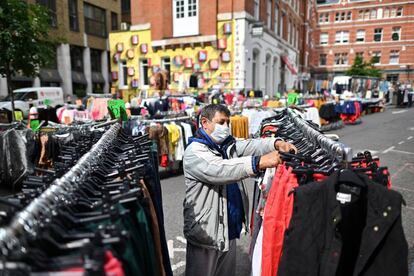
[[90, 49, 102, 72], [70, 46, 83, 72]]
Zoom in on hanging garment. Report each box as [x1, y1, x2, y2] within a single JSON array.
[[230, 115, 249, 139], [261, 165, 298, 276], [181, 122, 194, 146], [165, 123, 181, 161], [277, 170, 408, 276]]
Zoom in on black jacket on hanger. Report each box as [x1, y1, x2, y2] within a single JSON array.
[[278, 170, 408, 276]]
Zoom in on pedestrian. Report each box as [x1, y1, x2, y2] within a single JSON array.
[[183, 104, 296, 276]]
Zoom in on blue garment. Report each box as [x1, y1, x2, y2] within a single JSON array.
[[188, 129, 245, 240]]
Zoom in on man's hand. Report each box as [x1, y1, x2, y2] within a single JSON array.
[[259, 151, 282, 170], [275, 140, 298, 154]]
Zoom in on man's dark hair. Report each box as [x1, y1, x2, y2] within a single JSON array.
[[200, 104, 231, 121]]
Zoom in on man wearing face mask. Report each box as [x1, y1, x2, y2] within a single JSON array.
[[183, 104, 296, 276]]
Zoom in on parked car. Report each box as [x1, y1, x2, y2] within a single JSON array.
[[0, 87, 64, 118]]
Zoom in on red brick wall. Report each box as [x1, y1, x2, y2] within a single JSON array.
[[311, 0, 414, 81]]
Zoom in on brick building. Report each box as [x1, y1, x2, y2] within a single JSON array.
[[109, 0, 309, 98], [311, 0, 414, 86], [0, 0, 122, 98]]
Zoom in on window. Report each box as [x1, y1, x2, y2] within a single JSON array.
[[119, 60, 128, 87], [36, 0, 57, 27], [161, 57, 171, 79], [392, 27, 401, 41], [267, 0, 272, 29], [319, 54, 327, 66], [175, 0, 185, 18], [390, 8, 396, 17], [356, 52, 364, 58], [288, 20, 292, 44], [280, 13, 285, 38], [254, 0, 260, 20], [22, 92, 39, 101], [389, 50, 400, 64], [335, 12, 340, 21], [370, 9, 377, 19], [188, 0, 197, 17], [374, 28, 382, 42], [335, 31, 349, 44], [252, 50, 259, 89], [364, 9, 370, 20], [396, 7, 403, 17], [320, 33, 328, 45], [334, 53, 348, 65], [356, 29, 365, 42], [70, 46, 83, 72], [384, 8, 390, 18], [173, 0, 199, 37], [340, 12, 345, 21], [274, 5, 279, 33], [111, 12, 118, 31], [90, 49, 102, 72], [68, 0, 79, 31], [372, 51, 381, 64], [358, 10, 364, 20], [140, 59, 149, 86], [319, 12, 329, 23], [121, 0, 131, 12], [347, 11, 352, 21], [84, 3, 106, 37]]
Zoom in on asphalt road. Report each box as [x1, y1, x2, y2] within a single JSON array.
[[160, 106, 414, 276]]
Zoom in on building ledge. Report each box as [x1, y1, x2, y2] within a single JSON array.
[[152, 35, 217, 48]]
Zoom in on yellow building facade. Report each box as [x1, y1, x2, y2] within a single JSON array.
[[109, 20, 235, 100]]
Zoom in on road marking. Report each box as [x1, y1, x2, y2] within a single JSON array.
[[398, 141, 405, 145], [392, 110, 408, 114], [177, 236, 187, 244], [404, 206, 414, 212], [392, 185, 414, 193], [391, 149, 414, 155], [168, 238, 187, 259], [382, 146, 395, 154], [408, 136, 413, 140], [172, 261, 186, 271], [168, 240, 174, 259]]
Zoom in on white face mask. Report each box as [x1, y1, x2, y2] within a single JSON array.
[[211, 122, 230, 144]]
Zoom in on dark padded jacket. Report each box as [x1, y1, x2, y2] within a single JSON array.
[[278, 170, 408, 276]]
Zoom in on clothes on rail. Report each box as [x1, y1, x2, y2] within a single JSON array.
[[249, 109, 406, 276], [124, 117, 196, 168], [241, 108, 275, 136], [0, 126, 173, 276]]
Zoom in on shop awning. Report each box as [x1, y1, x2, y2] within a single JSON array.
[[282, 56, 297, 75], [39, 69, 62, 83], [71, 71, 87, 85], [91, 72, 105, 84]]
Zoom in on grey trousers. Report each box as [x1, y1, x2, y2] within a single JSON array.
[[185, 240, 236, 276]]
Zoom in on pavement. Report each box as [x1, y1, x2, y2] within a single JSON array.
[[161, 106, 414, 276]]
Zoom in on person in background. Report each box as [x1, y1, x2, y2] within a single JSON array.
[[183, 104, 297, 276]]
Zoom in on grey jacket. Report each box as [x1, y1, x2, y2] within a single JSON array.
[[183, 137, 278, 251]]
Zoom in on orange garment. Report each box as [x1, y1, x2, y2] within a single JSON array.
[[230, 115, 249, 139]]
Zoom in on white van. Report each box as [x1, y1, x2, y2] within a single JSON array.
[[0, 87, 64, 118]]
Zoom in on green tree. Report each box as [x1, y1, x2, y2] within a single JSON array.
[[0, 0, 56, 120], [346, 55, 381, 78]]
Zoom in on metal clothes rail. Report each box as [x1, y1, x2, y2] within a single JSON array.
[[286, 108, 353, 163], [0, 123, 121, 255]]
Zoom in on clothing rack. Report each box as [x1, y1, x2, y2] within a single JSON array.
[[0, 123, 122, 255], [286, 108, 353, 163], [141, 116, 192, 123]]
